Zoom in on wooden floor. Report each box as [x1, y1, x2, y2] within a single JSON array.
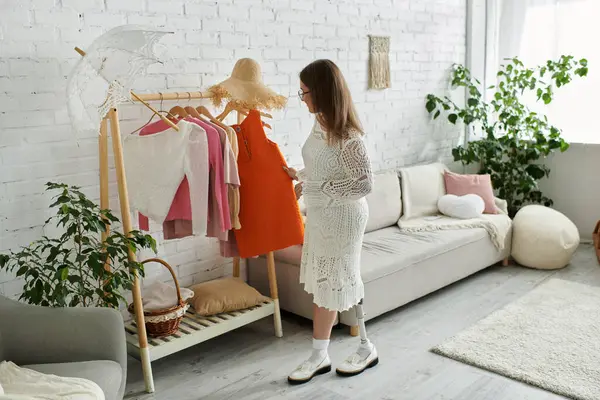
[[125, 244, 600, 400]]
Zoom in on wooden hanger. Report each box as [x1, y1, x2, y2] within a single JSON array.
[[169, 105, 188, 119], [168, 93, 188, 120], [216, 101, 272, 129], [129, 93, 176, 135], [184, 106, 201, 118], [238, 109, 272, 130], [237, 109, 274, 121], [182, 92, 202, 119], [257, 110, 273, 119], [196, 105, 217, 120], [216, 102, 273, 121], [196, 105, 230, 131], [215, 102, 236, 122], [261, 119, 272, 130]]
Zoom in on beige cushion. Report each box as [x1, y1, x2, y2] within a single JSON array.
[[511, 205, 580, 270], [365, 170, 402, 233], [400, 162, 447, 220], [189, 277, 269, 316]]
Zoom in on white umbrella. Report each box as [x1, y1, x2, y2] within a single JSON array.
[[66, 24, 176, 138]]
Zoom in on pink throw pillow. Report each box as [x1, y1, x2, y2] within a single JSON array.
[[443, 171, 497, 214]]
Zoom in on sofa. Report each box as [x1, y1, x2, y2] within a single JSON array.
[[0, 295, 127, 400], [248, 163, 512, 335]]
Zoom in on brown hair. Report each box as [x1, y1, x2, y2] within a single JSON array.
[[299, 60, 363, 145]]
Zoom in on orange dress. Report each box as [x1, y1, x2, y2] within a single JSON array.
[[232, 110, 304, 258]]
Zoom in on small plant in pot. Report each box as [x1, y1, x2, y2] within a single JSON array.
[[425, 55, 588, 217], [0, 182, 157, 308]]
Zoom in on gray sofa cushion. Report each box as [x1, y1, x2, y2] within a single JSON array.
[[296, 170, 402, 234], [340, 226, 509, 326], [275, 225, 491, 281], [274, 244, 303, 265], [365, 170, 402, 233], [24, 360, 122, 400], [360, 226, 490, 283]]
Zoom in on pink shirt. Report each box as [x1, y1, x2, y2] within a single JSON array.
[[212, 124, 240, 187], [138, 118, 231, 237], [186, 117, 231, 238]]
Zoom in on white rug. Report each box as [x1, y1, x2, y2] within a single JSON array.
[[432, 279, 600, 400]]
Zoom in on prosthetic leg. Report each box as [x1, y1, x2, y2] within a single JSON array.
[[355, 300, 369, 344], [336, 300, 379, 376]]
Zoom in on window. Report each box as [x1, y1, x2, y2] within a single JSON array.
[[488, 0, 600, 143]]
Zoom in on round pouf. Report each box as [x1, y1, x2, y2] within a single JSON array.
[[511, 205, 580, 269]]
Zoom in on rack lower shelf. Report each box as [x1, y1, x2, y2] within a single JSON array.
[[125, 299, 275, 362]]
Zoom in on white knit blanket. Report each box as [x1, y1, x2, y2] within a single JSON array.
[[143, 281, 194, 312], [0, 361, 104, 400], [397, 213, 512, 251]]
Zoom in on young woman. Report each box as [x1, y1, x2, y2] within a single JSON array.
[[284, 60, 378, 384]]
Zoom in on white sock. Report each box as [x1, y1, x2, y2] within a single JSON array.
[[308, 338, 329, 364], [357, 339, 373, 359]]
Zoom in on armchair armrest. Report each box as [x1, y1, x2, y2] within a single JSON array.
[[0, 296, 126, 372], [495, 197, 508, 215]]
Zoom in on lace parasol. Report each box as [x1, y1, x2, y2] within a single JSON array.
[[66, 25, 172, 138]]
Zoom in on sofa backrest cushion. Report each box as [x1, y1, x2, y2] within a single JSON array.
[[297, 170, 402, 233], [399, 162, 447, 220], [365, 170, 402, 233]]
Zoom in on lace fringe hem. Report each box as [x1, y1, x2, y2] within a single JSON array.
[[301, 281, 364, 312]]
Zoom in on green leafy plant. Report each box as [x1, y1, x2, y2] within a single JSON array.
[[0, 183, 156, 308], [426, 55, 588, 216]]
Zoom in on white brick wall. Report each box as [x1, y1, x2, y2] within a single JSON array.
[[0, 0, 466, 299]]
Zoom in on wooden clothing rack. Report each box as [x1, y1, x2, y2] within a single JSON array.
[[98, 91, 283, 393]]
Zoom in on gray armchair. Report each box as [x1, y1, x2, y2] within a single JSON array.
[[0, 295, 127, 400]]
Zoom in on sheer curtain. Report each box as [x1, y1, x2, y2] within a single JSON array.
[[486, 0, 599, 143]]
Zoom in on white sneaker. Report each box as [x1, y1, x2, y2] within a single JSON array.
[[287, 355, 332, 384], [336, 346, 379, 376]]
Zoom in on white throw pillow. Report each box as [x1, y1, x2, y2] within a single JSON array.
[[437, 194, 485, 219], [400, 162, 447, 220]]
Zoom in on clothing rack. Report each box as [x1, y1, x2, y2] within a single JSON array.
[[134, 91, 208, 101], [98, 91, 283, 393]]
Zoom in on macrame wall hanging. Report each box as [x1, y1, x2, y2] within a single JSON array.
[[368, 35, 391, 90]]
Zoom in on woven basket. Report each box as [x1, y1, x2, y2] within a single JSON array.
[[593, 221, 600, 264], [128, 258, 189, 338]]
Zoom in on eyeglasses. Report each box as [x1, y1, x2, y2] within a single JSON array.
[[298, 89, 310, 100]]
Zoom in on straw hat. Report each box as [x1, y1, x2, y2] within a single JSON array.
[[208, 58, 287, 111]]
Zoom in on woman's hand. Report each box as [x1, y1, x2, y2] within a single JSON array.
[[283, 166, 298, 181], [294, 182, 303, 200]]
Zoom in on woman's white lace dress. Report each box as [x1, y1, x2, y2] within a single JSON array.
[[298, 121, 373, 312]]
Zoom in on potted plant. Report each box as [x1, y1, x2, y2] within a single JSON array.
[[425, 55, 588, 217], [0, 182, 156, 308]]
